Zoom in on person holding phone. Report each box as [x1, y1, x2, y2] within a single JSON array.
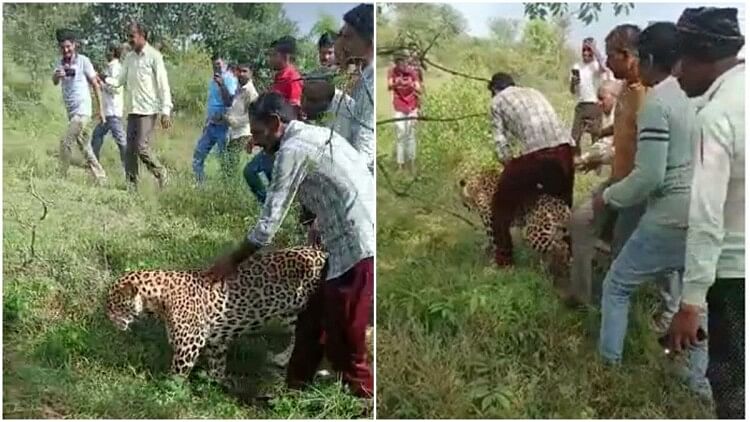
[[570, 37, 611, 155], [52, 28, 107, 184], [192, 53, 238, 183]]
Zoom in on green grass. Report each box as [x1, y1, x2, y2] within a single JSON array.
[[375, 68, 714, 418], [3, 81, 370, 419]]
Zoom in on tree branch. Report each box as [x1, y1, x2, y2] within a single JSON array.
[[377, 113, 485, 126], [376, 158, 479, 229]]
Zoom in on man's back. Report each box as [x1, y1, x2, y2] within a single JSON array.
[[491, 85, 570, 158], [268, 120, 375, 279]]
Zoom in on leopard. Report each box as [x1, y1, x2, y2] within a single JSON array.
[[105, 246, 330, 384], [457, 167, 572, 274]]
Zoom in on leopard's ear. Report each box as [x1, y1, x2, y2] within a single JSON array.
[[459, 179, 467, 187], [117, 278, 137, 297]]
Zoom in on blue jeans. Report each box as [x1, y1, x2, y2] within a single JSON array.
[[91, 115, 127, 169], [243, 151, 273, 204], [192, 122, 229, 182], [599, 223, 711, 398]]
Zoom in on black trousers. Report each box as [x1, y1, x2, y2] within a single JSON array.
[[707, 278, 744, 419]]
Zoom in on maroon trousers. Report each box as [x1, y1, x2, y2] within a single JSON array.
[[491, 144, 575, 266], [286, 257, 374, 397]]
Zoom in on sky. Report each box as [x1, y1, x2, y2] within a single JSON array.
[[282, 3, 359, 34], [451, 2, 745, 53]]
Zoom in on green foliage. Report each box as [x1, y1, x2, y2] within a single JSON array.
[[309, 13, 339, 39], [376, 10, 710, 419], [487, 17, 521, 43], [387, 3, 467, 52], [524, 2, 635, 25]]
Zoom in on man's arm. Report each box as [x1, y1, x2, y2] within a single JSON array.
[[219, 74, 237, 107], [681, 116, 733, 306], [603, 96, 669, 208], [598, 124, 614, 139], [154, 53, 173, 116], [491, 101, 511, 163], [245, 147, 309, 253], [105, 56, 128, 88], [83, 58, 105, 119]]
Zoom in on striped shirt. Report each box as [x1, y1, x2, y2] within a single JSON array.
[[490, 86, 573, 162], [682, 62, 745, 306], [105, 43, 173, 116], [247, 120, 375, 280], [603, 76, 696, 229], [349, 64, 375, 173]]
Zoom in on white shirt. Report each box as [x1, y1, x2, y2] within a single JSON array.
[[226, 80, 259, 139], [102, 59, 124, 117], [572, 61, 606, 103], [325, 88, 355, 142], [682, 62, 745, 306]]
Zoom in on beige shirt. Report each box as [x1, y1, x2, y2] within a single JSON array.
[[105, 43, 172, 116], [226, 80, 259, 139]]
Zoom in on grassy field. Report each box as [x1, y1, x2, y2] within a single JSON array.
[[374, 65, 714, 418], [2, 80, 369, 419]]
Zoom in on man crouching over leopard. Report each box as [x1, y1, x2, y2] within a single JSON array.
[[206, 92, 375, 398]]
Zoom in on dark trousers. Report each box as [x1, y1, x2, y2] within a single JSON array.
[[286, 258, 374, 398], [571, 101, 602, 155], [707, 278, 744, 419], [491, 144, 574, 266], [125, 114, 165, 185]]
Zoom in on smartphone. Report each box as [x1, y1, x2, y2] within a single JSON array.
[[65, 67, 77, 77], [658, 328, 707, 356], [571, 68, 580, 79]]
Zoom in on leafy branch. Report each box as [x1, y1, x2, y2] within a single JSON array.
[[523, 3, 635, 25]]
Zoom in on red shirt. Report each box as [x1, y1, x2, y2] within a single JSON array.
[[389, 66, 420, 113], [271, 65, 303, 107]]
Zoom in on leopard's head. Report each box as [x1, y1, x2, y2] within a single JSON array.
[[458, 169, 497, 214], [106, 277, 144, 331]]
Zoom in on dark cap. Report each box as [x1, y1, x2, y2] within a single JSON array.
[[343, 3, 374, 44]]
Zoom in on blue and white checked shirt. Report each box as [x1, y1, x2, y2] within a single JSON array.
[[349, 64, 375, 173], [247, 120, 376, 280], [491, 86, 573, 161]]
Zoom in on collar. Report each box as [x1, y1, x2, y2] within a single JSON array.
[[693, 61, 744, 111], [135, 43, 150, 56]]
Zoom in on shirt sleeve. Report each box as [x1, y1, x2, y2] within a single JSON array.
[[153, 53, 173, 115], [82, 57, 97, 80], [682, 113, 733, 306], [247, 147, 309, 247], [604, 95, 669, 208], [491, 100, 511, 162], [106, 55, 128, 88], [103, 62, 120, 95]]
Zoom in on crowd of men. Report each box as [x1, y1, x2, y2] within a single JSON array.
[[52, 3, 375, 400], [485, 7, 744, 418]]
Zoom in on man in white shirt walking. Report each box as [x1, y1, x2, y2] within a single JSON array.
[[570, 37, 610, 155], [92, 43, 127, 171]]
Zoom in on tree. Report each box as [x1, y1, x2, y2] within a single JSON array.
[[523, 2, 635, 25], [392, 3, 467, 44], [309, 12, 339, 39], [487, 17, 521, 43]]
